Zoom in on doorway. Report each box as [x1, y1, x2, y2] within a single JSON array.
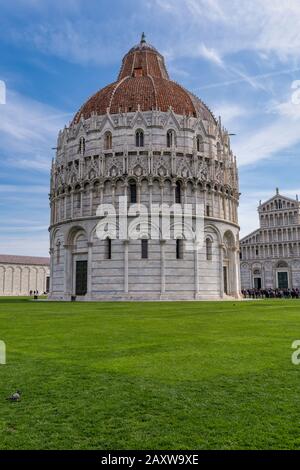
[[75, 260, 87, 295], [277, 271, 288, 289], [254, 277, 262, 289]]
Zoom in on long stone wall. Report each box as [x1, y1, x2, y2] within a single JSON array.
[[0, 263, 50, 296]]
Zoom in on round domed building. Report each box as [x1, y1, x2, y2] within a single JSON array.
[[49, 35, 241, 301]]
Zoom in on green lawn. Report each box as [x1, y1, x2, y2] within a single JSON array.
[[0, 297, 300, 450]]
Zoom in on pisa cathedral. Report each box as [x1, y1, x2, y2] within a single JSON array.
[[49, 35, 241, 301], [241, 189, 300, 290]]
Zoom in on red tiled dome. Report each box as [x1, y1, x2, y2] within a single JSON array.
[[72, 35, 216, 125]]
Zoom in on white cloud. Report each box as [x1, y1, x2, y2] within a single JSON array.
[[196, 43, 224, 67], [212, 103, 245, 127], [153, 0, 300, 62], [0, 90, 70, 171], [198, 67, 300, 91], [234, 97, 300, 165], [0, 234, 50, 257]]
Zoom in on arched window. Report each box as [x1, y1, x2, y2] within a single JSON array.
[[129, 181, 137, 204], [206, 238, 212, 261], [105, 238, 112, 260], [196, 135, 203, 152], [167, 129, 176, 148], [141, 239, 148, 259], [176, 239, 183, 259], [277, 261, 288, 268], [135, 129, 144, 147], [175, 181, 181, 204], [104, 131, 112, 150], [78, 137, 85, 155]]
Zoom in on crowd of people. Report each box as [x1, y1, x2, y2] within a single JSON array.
[[242, 288, 300, 299], [29, 290, 39, 296]]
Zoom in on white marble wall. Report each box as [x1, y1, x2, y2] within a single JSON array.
[[0, 264, 50, 296], [49, 218, 240, 301], [49, 108, 240, 301]]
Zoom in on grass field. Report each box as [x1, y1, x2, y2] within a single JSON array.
[[0, 297, 300, 450]]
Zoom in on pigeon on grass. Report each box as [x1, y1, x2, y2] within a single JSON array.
[[6, 391, 21, 402]]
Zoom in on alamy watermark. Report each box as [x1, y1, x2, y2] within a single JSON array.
[[0, 80, 6, 105], [291, 340, 300, 365], [0, 340, 6, 365], [95, 197, 205, 250]]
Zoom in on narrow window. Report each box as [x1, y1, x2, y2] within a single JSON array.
[[175, 181, 181, 204], [104, 131, 112, 150], [136, 129, 144, 147], [105, 238, 112, 260], [141, 239, 148, 259], [167, 130, 175, 148], [196, 135, 203, 152], [129, 182, 137, 204], [78, 137, 85, 155], [176, 239, 183, 259], [206, 238, 212, 261], [206, 205, 210, 217]]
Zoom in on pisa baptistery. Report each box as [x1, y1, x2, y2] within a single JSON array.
[[49, 35, 241, 301]]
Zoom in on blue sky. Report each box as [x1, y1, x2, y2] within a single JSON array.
[[1, 0, 300, 256]]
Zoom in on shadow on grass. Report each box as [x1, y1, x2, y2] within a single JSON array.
[[0, 297, 47, 304]]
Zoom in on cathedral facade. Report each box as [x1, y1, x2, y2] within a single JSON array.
[[240, 189, 300, 290], [49, 36, 241, 301]]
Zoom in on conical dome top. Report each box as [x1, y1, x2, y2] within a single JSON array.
[[118, 33, 169, 80], [72, 36, 216, 124]]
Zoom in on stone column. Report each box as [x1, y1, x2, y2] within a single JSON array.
[[64, 196, 67, 220], [232, 247, 240, 298], [112, 183, 116, 206], [87, 241, 93, 299], [90, 190, 93, 216], [100, 184, 104, 205], [71, 191, 74, 219], [137, 182, 142, 205], [80, 190, 84, 217], [148, 181, 153, 207], [194, 241, 199, 298], [218, 192, 221, 218], [219, 243, 225, 298], [49, 248, 54, 295], [160, 239, 166, 297], [54, 197, 58, 223], [63, 244, 72, 300], [228, 198, 232, 221], [160, 181, 164, 204], [183, 182, 187, 206], [124, 239, 129, 294]]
